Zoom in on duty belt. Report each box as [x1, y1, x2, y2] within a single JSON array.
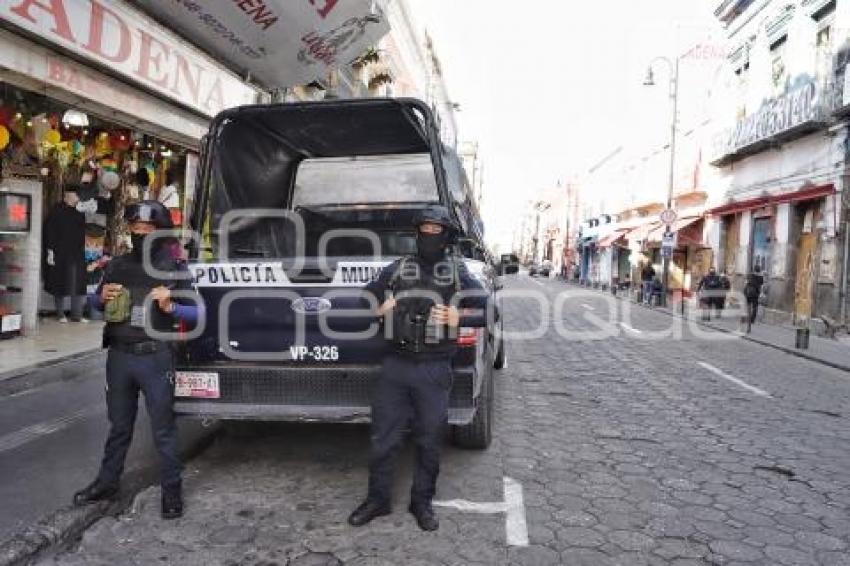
[[110, 340, 168, 355]]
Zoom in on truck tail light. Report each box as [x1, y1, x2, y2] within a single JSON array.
[[456, 327, 479, 347]]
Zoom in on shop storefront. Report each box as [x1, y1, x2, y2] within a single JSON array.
[[597, 228, 631, 290], [644, 216, 708, 300], [708, 184, 838, 324], [0, 0, 263, 336]]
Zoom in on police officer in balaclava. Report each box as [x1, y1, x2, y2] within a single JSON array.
[[73, 200, 202, 520], [348, 205, 488, 531]]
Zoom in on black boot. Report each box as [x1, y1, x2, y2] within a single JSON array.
[[408, 502, 439, 531], [348, 499, 391, 527], [161, 485, 183, 520], [73, 480, 118, 506]]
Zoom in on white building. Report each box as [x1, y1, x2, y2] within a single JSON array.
[[709, 0, 850, 326]]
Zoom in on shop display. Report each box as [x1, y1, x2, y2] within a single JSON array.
[[0, 192, 31, 338], [0, 82, 195, 259]]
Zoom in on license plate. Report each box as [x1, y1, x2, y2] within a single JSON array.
[[174, 372, 220, 399]]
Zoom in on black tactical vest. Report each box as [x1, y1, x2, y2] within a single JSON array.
[[102, 253, 183, 345], [389, 256, 460, 357]]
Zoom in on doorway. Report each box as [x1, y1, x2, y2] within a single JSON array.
[[794, 206, 817, 322], [751, 216, 771, 274]]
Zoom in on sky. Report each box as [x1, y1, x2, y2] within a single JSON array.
[[406, 0, 724, 252]]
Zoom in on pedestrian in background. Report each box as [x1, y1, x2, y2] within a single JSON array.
[[43, 185, 87, 323], [641, 262, 656, 305], [743, 265, 765, 327], [697, 267, 724, 320]]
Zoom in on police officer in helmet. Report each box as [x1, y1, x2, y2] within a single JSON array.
[[348, 205, 488, 531], [73, 200, 201, 519]]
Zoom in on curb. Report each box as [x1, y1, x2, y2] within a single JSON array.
[[0, 501, 113, 566], [0, 349, 104, 398], [695, 320, 850, 373], [565, 281, 850, 373], [0, 420, 222, 566]]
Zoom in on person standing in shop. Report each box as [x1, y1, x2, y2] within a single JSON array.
[[43, 185, 87, 323]]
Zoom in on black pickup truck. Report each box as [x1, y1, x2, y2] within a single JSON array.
[[175, 98, 504, 448]]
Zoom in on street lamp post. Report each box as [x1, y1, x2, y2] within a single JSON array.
[[644, 55, 680, 308]]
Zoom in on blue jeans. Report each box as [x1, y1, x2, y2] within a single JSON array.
[[642, 281, 653, 304], [96, 347, 181, 488], [367, 354, 452, 505]]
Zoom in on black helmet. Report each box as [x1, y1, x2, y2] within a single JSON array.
[[124, 200, 173, 229], [413, 206, 458, 233]]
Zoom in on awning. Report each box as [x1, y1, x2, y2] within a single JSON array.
[[707, 184, 836, 216], [625, 221, 661, 244], [647, 217, 705, 246], [598, 229, 630, 248], [133, 0, 390, 89]]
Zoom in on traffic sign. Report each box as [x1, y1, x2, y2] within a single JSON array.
[[661, 230, 675, 259], [660, 209, 677, 225]]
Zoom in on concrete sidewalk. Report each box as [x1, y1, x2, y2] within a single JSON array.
[[691, 310, 850, 372], [0, 319, 104, 396], [630, 289, 850, 371], [562, 280, 850, 372]]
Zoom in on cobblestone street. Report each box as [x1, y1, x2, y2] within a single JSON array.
[[45, 275, 850, 565]]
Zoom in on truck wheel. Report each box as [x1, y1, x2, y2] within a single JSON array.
[[451, 369, 494, 449], [493, 332, 507, 369]]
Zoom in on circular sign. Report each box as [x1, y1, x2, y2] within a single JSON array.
[[660, 209, 677, 225]]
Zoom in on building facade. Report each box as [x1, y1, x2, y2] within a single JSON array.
[[709, 0, 850, 327]]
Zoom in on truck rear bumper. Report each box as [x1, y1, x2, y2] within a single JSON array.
[[174, 402, 475, 425], [173, 363, 477, 425]]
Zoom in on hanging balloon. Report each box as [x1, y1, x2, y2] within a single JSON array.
[[94, 131, 111, 157], [109, 130, 132, 151], [0, 125, 9, 150], [99, 157, 118, 172], [56, 142, 71, 167], [99, 170, 121, 191], [48, 114, 60, 129], [43, 129, 61, 145], [0, 107, 11, 127], [71, 139, 83, 156]]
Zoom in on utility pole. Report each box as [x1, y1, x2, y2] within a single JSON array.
[[644, 55, 680, 308]]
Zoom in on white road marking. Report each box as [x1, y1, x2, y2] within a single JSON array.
[[619, 322, 643, 334], [0, 405, 103, 454], [698, 362, 772, 398], [503, 477, 529, 546], [528, 278, 544, 287], [581, 304, 594, 311], [434, 476, 529, 546]]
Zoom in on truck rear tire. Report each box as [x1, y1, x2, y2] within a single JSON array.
[[451, 368, 494, 449], [493, 331, 506, 370]]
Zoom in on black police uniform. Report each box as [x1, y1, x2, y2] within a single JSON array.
[[74, 201, 199, 519], [350, 207, 487, 530]]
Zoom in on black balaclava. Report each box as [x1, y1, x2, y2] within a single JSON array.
[[130, 232, 160, 262], [417, 229, 449, 265]]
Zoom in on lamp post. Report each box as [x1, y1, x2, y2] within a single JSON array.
[[644, 55, 680, 308]]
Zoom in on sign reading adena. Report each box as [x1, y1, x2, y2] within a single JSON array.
[[713, 77, 828, 160]]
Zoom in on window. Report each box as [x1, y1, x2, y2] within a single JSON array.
[[292, 154, 440, 207], [816, 25, 832, 82], [770, 37, 787, 94]]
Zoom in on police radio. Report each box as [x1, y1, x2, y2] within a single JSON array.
[[389, 256, 461, 353]]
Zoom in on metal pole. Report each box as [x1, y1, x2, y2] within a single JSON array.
[[842, 219, 850, 324], [662, 56, 679, 308]]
